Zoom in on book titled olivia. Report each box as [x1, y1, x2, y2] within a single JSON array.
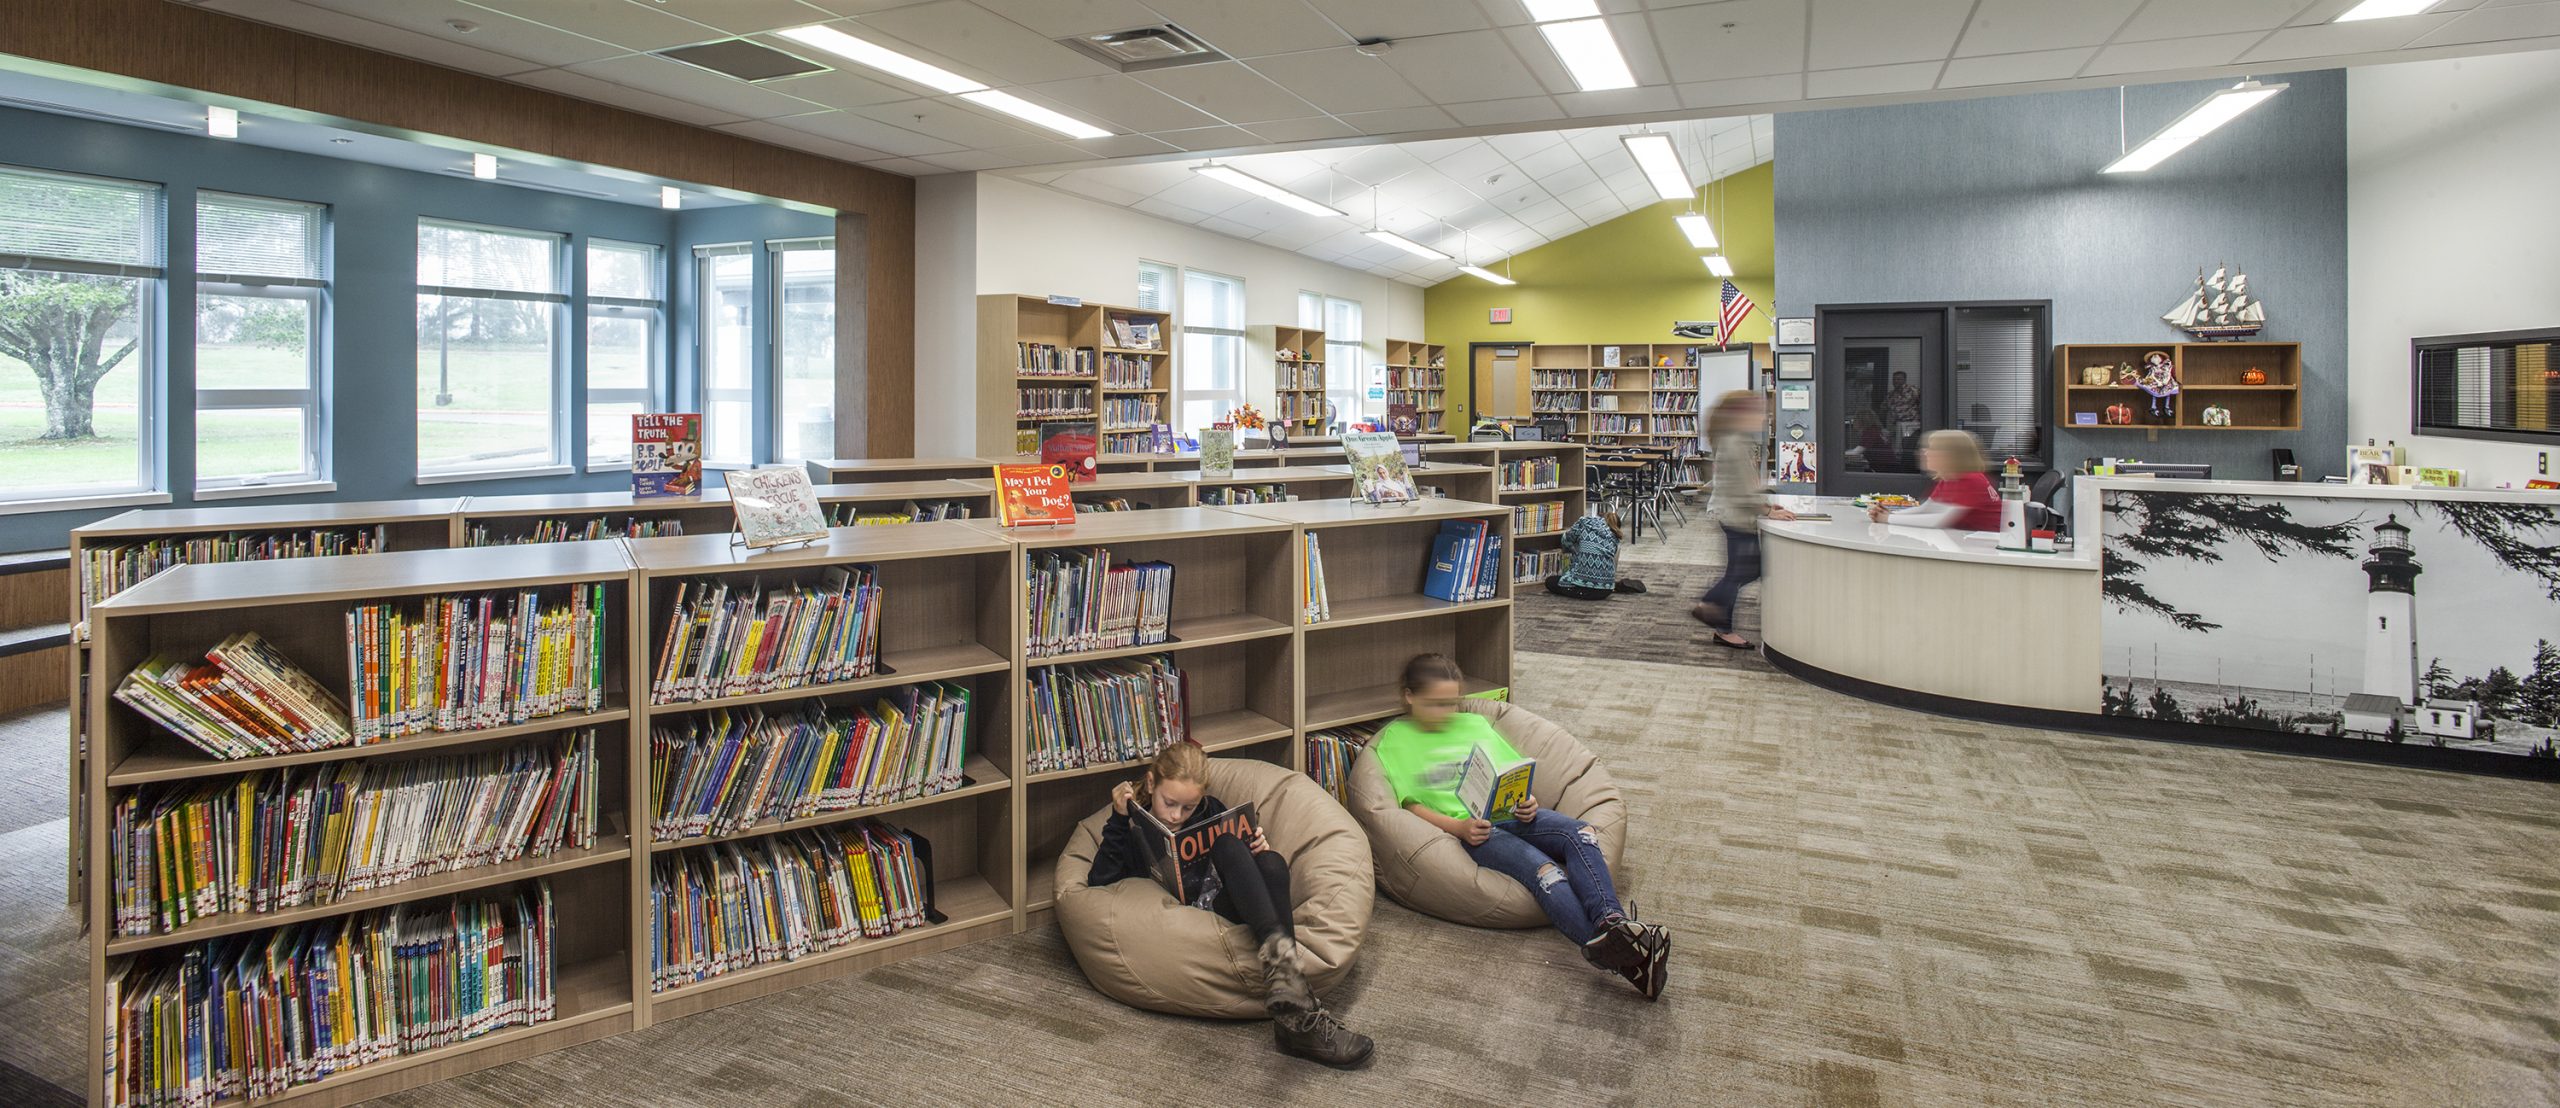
[[993, 464, 1079, 527]]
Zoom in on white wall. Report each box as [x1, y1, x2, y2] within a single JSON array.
[[2348, 54, 2560, 483], [912, 172, 979, 450]]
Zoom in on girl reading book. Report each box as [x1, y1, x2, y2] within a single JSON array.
[[1371, 654, 1669, 999], [1086, 741, 1374, 1067]]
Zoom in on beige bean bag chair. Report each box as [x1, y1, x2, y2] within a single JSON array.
[[1347, 700, 1629, 928], [1055, 757, 1374, 1019]]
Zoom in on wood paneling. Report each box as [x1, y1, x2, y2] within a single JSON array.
[[0, 0, 917, 457]]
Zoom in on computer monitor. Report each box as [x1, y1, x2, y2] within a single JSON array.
[[2113, 463, 2212, 480], [1513, 424, 1546, 442], [1401, 442, 1424, 468]]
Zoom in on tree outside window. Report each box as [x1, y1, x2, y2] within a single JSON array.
[[0, 166, 162, 499]]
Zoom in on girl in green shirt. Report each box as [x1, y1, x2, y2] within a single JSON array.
[[1370, 654, 1669, 999]]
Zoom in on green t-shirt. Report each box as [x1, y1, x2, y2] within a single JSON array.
[[1372, 712, 1523, 820]]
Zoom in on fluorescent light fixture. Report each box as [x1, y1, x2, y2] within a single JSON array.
[[1365, 229, 1450, 261], [1537, 18, 1637, 92], [960, 89, 1112, 139], [1459, 264, 1516, 286], [2335, 0, 2438, 21], [1522, 0, 1599, 19], [2102, 80, 2286, 173], [472, 153, 497, 180], [1675, 212, 1718, 249], [1621, 133, 1692, 201], [206, 105, 237, 138], [1194, 165, 1346, 218], [777, 24, 984, 95], [1702, 255, 1734, 277], [660, 186, 682, 210]]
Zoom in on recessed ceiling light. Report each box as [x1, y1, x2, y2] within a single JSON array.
[[472, 152, 497, 179], [1522, 0, 1599, 20], [205, 105, 237, 138], [958, 89, 1112, 139], [2334, 0, 2438, 21], [1194, 165, 1346, 218], [1675, 212, 1718, 249], [1459, 264, 1516, 286], [777, 24, 984, 95], [1537, 19, 1637, 93], [1621, 133, 1691, 201], [661, 186, 682, 209], [1365, 229, 1449, 261], [1702, 255, 1734, 277], [2102, 80, 2286, 174]]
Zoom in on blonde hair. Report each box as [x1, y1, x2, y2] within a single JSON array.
[[1134, 740, 1208, 809], [1922, 429, 1987, 475], [1706, 390, 1764, 437]]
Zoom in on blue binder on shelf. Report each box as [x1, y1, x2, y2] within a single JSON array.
[[1422, 525, 1469, 601]]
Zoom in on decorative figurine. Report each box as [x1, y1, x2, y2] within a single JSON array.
[[2241, 366, 2268, 385], [2114, 363, 2140, 387], [2199, 405, 2232, 427], [2137, 350, 2180, 420], [2104, 402, 2135, 425], [2163, 263, 2267, 341], [2081, 364, 2114, 386]]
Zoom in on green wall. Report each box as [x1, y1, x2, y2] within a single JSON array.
[[1422, 161, 1774, 417]]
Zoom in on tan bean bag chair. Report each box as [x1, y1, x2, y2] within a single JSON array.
[[1347, 700, 1629, 928], [1054, 757, 1374, 1019]]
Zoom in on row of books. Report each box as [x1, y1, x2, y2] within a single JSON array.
[[102, 882, 558, 1108], [1655, 416, 1701, 436], [1531, 392, 1588, 412], [651, 569, 883, 704], [1649, 369, 1701, 389], [1101, 353, 1156, 389], [1514, 501, 1569, 534], [465, 518, 684, 547], [1384, 389, 1438, 410], [1108, 316, 1161, 350], [1305, 723, 1380, 805], [1497, 457, 1564, 491], [1100, 431, 1153, 457], [1530, 370, 1583, 390], [115, 632, 355, 759], [1278, 393, 1326, 422], [1016, 342, 1094, 377], [1422, 519, 1503, 603], [109, 732, 599, 938], [1073, 496, 1159, 513], [1302, 532, 1332, 624], [1514, 546, 1565, 584], [1014, 388, 1094, 420], [1027, 655, 1188, 774], [1277, 363, 1323, 390], [1101, 396, 1162, 432], [1025, 548, 1174, 659], [83, 526, 389, 616], [831, 499, 975, 526], [1383, 368, 1444, 389], [1592, 371, 1623, 389], [348, 584, 611, 741], [1199, 485, 1299, 505], [1650, 393, 1701, 413], [1592, 414, 1645, 434], [646, 685, 972, 841], [649, 822, 937, 993]]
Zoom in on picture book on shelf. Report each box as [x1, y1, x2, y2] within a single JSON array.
[[993, 464, 1078, 527], [1041, 420, 1099, 482], [1134, 800, 1259, 902], [727, 465, 829, 548], [1455, 743, 1536, 822], [1341, 431, 1418, 504], [1199, 427, 1236, 478], [1387, 403, 1420, 437], [632, 413, 704, 499]]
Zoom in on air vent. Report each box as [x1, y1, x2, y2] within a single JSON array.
[[1060, 24, 1226, 72], [653, 39, 827, 83]]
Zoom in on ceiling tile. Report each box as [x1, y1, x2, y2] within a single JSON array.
[[1512, 141, 1583, 178], [1198, 214, 1265, 239], [848, 96, 1040, 147], [1339, 105, 1461, 135], [923, 148, 1043, 171], [759, 66, 918, 108], [2114, 0, 2318, 42], [466, 0, 724, 51], [1444, 94, 1567, 127], [1133, 62, 1322, 124], [291, 0, 625, 70], [1537, 161, 1601, 195], [862, 156, 944, 176], [1484, 130, 1565, 160], [642, 0, 841, 34], [1676, 72, 1803, 109], [967, 0, 1164, 38], [505, 66, 750, 126], [1552, 178, 1614, 210], [1014, 74, 1219, 132], [2238, 12, 2463, 60], [1805, 60, 1946, 99], [1148, 124, 1266, 152], [1530, 212, 1586, 237], [1303, 0, 1495, 40], [1246, 116, 1365, 142], [1808, 0, 1974, 69], [1937, 47, 2099, 88], [1133, 0, 1348, 58], [206, 0, 557, 76], [1429, 142, 1511, 183], [1132, 194, 1215, 224], [1377, 29, 1534, 104], [772, 107, 961, 155], [714, 116, 892, 161], [1017, 170, 1067, 183], [1556, 84, 1684, 117], [1333, 145, 1430, 186], [855, 1, 1116, 84], [2410, 2, 2560, 46], [1647, 0, 1810, 83], [1563, 128, 1623, 159], [2081, 31, 2268, 75], [1254, 223, 1337, 252], [1039, 133, 1182, 159], [1155, 173, 1265, 214], [1954, 0, 2144, 58], [1511, 198, 1569, 224], [1249, 48, 1434, 115], [565, 53, 829, 118], [1048, 173, 1153, 207]]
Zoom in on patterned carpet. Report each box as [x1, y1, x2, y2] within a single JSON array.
[[4, 514, 2558, 1105]]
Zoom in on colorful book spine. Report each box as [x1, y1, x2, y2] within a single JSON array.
[[1497, 457, 1562, 491], [113, 632, 355, 760], [1513, 501, 1568, 534], [83, 525, 388, 618], [344, 583, 609, 742], [1514, 547, 1565, 584], [1305, 723, 1381, 804], [1023, 549, 1174, 659], [1199, 485, 1295, 505], [464, 517, 684, 547], [649, 568, 883, 705], [1014, 387, 1094, 420], [646, 683, 973, 842], [1016, 343, 1094, 376], [648, 821, 934, 993], [1024, 655, 1188, 775]]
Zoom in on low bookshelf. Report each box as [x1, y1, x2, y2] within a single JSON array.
[[457, 491, 731, 546], [807, 456, 1001, 484], [978, 452, 1157, 475], [1309, 461, 1498, 504], [1383, 339, 1449, 434], [1175, 465, 1359, 506], [966, 470, 1197, 514], [1480, 442, 1589, 588], [812, 479, 993, 525]]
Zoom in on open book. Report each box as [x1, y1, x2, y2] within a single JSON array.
[[1134, 801, 1259, 901], [1456, 744, 1536, 822]]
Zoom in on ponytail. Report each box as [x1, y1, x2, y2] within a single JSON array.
[[1133, 740, 1208, 810]]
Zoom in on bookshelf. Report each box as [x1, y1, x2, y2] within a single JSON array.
[[457, 491, 732, 546], [625, 522, 1021, 1020], [1382, 339, 1449, 434], [1523, 343, 1722, 449], [968, 470, 1196, 514], [1260, 325, 1329, 432], [977, 452, 1157, 475], [2055, 342, 2303, 431], [977, 294, 1102, 457], [1098, 305, 1172, 457], [1309, 461, 1498, 505], [812, 479, 993, 525], [1477, 443, 1589, 588], [1173, 465, 1358, 506], [807, 456, 1001, 484]]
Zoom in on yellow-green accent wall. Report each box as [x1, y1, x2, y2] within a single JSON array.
[[1421, 161, 1774, 418]]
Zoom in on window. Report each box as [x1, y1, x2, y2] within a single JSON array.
[[2413, 327, 2560, 446], [772, 239, 834, 464], [0, 166, 162, 502], [416, 220, 566, 476], [1137, 261, 1176, 313], [1323, 296, 1364, 425], [196, 192, 325, 490], [695, 244, 754, 466], [1814, 300, 2049, 497], [585, 239, 660, 467], [1178, 269, 1244, 432]]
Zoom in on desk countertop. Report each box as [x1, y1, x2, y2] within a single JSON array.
[[1760, 497, 2095, 571]]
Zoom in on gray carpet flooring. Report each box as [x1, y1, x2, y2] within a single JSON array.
[[5, 513, 2558, 1105]]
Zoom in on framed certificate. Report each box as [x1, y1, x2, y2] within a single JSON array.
[[1777, 352, 1813, 380], [1776, 317, 1814, 346]]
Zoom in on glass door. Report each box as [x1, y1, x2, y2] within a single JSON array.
[[1819, 309, 1942, 498]]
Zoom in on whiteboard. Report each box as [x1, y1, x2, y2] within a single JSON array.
[[1692, 349, 1755, 446]]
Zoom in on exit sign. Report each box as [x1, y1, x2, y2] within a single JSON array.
[[1489, 308, 1512, 324]]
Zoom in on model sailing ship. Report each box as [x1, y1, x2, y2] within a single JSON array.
[[2163, 264, 2265, 340]]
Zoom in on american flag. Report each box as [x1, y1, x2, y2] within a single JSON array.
[[1718, 279, 1755, 351]]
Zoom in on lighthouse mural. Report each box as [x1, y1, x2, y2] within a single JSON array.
[[2360, 514, 2421, 706]]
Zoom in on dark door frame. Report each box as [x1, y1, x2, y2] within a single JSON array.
[[1813, 299, 2053, 498]]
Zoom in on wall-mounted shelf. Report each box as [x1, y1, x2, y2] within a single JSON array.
[[2054, 342, 2302, 431]]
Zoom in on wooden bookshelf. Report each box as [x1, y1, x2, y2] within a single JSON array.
[[1098, 305, 1172, 457], [1309, 461, 1498, 505], [1470, 443, 1590, 588], [1173, 465, 1359, 506], [811, 479, 992, 525], [1383, 339, 1449, 434], [2054, 342, 2303, 431], [1260, 324, 1329, 432], [956, 470, 1195, 514], [457, 491, 732, 546], [977, 452, 1157, 475], [977, 294, 1103, 457], [806, 456, 999, 484]]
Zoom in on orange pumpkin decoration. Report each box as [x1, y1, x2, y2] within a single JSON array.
[[2241, 367, 2268, 385]]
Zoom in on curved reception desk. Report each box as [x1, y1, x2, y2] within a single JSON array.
[[1760, 478, 2560, 778]]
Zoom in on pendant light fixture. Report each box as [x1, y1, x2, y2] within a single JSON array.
[[1457, 230, 1515, 286], [1362, 186, 1449, 261]]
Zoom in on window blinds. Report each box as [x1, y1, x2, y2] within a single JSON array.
[[1950, 306, 2045, 465], [198, 192, 325, 285], [418, 220, 561, 297], [0, 166, 163, 274], [2417, 338, 2557, 437]]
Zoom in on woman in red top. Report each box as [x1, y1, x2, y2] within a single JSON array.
[[1868, 430, 2001, 531]]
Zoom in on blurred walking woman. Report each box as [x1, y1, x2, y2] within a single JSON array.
[[1691, 390, 1793, 649]]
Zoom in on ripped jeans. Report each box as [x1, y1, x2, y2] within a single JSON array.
[[1464, 811, 1625, 944]]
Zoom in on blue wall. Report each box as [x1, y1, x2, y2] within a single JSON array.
[[1773, 71, 2348, 482], [0, 104, 829, 552]]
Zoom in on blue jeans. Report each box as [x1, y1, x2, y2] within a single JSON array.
[[1698, 525, 1761, 631], [1465, 812, 1625, 944]]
